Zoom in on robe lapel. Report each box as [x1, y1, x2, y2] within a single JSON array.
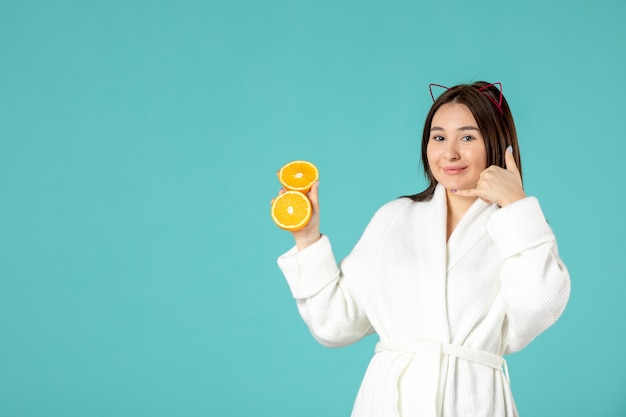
[[401, 187, 499, 417], [402, 186, 497, 417], [446, 197, 497, 272], [414, 184, 450, 341]]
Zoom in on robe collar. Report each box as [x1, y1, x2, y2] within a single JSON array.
[[431, 184, 498, 271]]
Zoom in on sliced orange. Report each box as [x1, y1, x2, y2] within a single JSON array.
[[278, 160, 319, 193], [271, 191, 312, 231]]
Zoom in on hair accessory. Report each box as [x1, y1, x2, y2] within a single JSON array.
[[478, 82, 503, 113], [428, 82, 504, 113], [429, 83, 449, 102]]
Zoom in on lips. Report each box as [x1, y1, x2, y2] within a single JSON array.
[[442, 166, 467, 175]]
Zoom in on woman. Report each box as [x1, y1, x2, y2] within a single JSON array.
[[274, 81, 570, 416]]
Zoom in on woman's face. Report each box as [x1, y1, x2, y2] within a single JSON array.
[[427, 103, 487, 193]]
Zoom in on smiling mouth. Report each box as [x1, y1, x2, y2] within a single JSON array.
[[443, 167, 467, 175]]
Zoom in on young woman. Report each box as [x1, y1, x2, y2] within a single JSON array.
[[274, 81, 570, 417]]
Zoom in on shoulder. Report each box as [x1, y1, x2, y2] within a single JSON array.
[[365, 197, 422, 232], [374, 197, 414, 217]]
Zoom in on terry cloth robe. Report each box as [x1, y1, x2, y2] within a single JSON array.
[[277, 184, 571, 417]]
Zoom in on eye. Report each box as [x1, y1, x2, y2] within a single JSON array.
[[431, 135, 445, 142], [461, 135, 475, 142]]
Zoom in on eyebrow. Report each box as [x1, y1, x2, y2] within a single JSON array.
[[430, 125, 480, 132]]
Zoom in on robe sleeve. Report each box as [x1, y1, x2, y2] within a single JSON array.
[[277, 200, 405, 347], [487, 196, 571, 354]]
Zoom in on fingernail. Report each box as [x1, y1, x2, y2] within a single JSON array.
[[507, 145, 513, 153], [451, 189, 457, 193]]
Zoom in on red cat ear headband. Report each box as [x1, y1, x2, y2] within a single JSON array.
[[429, 82, 504, 113]]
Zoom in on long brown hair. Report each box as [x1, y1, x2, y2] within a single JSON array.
[[406, 81, 521, 202]]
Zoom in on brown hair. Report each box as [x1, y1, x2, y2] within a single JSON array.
[[406, 81, 522, 202]]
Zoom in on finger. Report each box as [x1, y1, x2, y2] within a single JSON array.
[[451, 187, 480, 198], [271, 188, 286, 205], [453, 188, 493, 205], [504, 146, 519, 174]]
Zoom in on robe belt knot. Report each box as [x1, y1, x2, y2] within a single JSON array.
[[375, 339, 510, 417]]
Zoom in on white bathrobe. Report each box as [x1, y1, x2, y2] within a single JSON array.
[[277, 185, 570, 417]]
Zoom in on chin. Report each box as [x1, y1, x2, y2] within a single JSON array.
[[443, 183, 465, 191]]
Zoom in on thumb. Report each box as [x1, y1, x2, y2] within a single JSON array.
[[505, 146, 520, 174], [307, 181, 320, 211]]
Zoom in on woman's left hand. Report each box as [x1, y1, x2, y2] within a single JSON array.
[[454, 147, 526, 207]]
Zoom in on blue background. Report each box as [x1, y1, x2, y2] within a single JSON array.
[[1, 0, 624, 416]]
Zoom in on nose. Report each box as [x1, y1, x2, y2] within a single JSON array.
[[443, 140, 460, 161]]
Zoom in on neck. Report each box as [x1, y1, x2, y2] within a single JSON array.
[[445, 189, 477, 241]]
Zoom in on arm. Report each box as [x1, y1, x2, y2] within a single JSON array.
[[454, 146, 570, 350], [277, 236, 375, 347], [488, 197, 571, 353], [273, 180, 376, 347]]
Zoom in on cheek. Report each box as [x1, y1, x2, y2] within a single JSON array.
[[479, 151, 488, 170], [476, 154, 487, 171], [425, 143, 439, 164], [466, 146, 487, 170]]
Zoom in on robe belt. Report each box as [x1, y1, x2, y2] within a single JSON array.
[[375, 340, 507, 374], [375, 340, 510, 417]]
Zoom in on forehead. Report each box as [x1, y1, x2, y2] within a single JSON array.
[[431, 103, 478, 128]]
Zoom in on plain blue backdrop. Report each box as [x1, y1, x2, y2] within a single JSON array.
[[1, 0, 625, 416]]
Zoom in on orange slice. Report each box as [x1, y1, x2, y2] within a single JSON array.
[[271, 191, 312, 231], [278, 160, 319, 193]]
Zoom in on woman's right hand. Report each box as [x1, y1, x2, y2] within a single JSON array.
[[292, 181, 321, 250], [272, 178, 321, 251]]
